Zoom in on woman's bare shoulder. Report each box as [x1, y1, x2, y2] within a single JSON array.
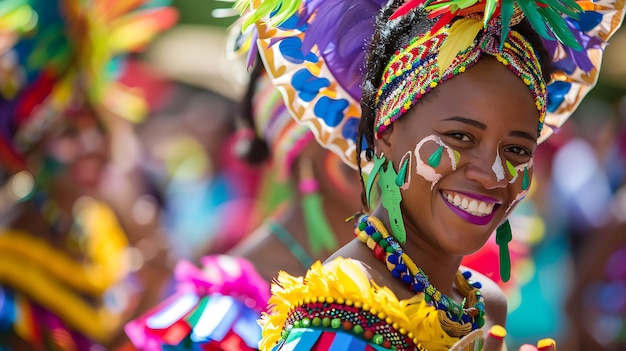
[[462, 266, 508, 328]]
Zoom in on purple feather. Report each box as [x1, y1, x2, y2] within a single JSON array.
[[542, 15, 604, 74], [300, 0, 387, 100]]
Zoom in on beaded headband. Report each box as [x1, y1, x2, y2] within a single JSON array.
[[374, 19, 547, 139]]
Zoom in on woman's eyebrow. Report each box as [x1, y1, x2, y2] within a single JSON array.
[[442, 116, 486, 130], [509, 130, 537, 143], [443, 116, 537, 142]]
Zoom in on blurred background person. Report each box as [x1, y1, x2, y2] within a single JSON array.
[[0, 0, 176, 349], [123, 32, 364, 350]]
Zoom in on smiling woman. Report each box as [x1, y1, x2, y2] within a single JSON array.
[[232, 0, 625, 350]]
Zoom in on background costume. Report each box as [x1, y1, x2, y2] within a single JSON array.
[[0, 0, 176, 349]]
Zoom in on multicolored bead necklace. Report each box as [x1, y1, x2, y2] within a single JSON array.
[[355, 215, 486, 336]]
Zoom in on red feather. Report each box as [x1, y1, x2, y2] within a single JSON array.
[[389, 0, 427, 20]]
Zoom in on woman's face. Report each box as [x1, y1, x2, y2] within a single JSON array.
[[378, 57, 539, 256], [43, 110, 109, 189]]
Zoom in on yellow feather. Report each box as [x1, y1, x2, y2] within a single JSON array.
[[437, 18, 483, 77]]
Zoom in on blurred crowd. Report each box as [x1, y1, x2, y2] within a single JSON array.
[[1, 1, 626, 351]]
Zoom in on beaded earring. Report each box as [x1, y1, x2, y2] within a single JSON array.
[[299, 158, 338, 255], [496, 219, 513, 282]]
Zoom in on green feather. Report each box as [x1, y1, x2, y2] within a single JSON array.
[[235, 0, 302, 31], [541, 0, 582, 19], [538, 6, 583, 50], [516, 0, 551, 40], [483, 0, 498, 27], [499, 0, 514, 49]]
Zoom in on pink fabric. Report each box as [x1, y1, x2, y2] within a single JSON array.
[[124, 255, 270, 351]]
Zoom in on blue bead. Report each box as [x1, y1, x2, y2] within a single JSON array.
[[472, 281, 482, 289], [462, 271, 472, 279], [413, 282, 425, 292], [365, 226, 376, 235], [391, 269, 401, 278], [401, 274, 413, 284], [387, 254, 399, 264], [396, 263, 407, 272]]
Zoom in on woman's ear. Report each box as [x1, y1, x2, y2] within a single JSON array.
[[375, 124, 394, 156]]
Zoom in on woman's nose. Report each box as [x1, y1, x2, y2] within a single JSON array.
[[463, 149, 509, 190]]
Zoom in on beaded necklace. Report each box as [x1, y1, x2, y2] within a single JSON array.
[[355, 215, 486, 336]]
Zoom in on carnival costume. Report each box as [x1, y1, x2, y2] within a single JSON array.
[[230, 0, 625, 349], [0, 0, 176, 348]]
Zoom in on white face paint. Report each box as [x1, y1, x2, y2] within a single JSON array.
[[413, 135, 459, 190], [505, 190, 529, 213], [504, 158, 534, 213], [508, 158, 534, 183], [492, 146, 506, 182]]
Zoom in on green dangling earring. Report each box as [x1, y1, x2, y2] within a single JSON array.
[[365, 153, 407, 243], [379, 158, 406, 244], [496, 220, 513, 282], [365, 153, 386, 209]]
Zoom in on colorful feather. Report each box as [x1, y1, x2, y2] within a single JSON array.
[[389, 0, 427, 20], [299, 0, 387, 100], [437, 18, 483, 76], [483, 0, 498, 27], [235, 0, 302, 30], [499, 0, 514, 49]]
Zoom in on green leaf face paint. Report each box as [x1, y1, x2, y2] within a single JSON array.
[[427, 145, 444, 168]]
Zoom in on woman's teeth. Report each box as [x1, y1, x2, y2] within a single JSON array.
[[445, 193, 495, 217]]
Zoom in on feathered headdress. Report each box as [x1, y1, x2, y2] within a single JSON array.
[[0, 0, 178, 173], [232, 0, 625, 168]]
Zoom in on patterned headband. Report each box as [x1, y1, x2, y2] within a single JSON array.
[[374, 19, 546, 139]]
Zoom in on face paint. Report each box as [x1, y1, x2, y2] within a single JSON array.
[[504, 158, 533, 213], [491, 145, 505, 182], [413, 135, 459, 190], [508, 158, 533, 184], [397, 151, 412, 190], [505, 190, 528, 213]]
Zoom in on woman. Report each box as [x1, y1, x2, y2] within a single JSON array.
[[233, 0, 625, 350], [123, 55, 363, 350], [228, 61, 363, 281]]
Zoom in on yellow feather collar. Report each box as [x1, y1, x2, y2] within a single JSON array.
[[259, 257, 460, 351]]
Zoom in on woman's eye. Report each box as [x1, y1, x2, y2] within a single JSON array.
[[506, 146, 531, 156], [448, 132, 471, 142]]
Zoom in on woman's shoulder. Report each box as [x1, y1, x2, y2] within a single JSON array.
[[461, 266, 508, 328]]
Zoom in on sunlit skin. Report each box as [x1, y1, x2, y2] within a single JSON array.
[[329, 57, 540, 345]]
